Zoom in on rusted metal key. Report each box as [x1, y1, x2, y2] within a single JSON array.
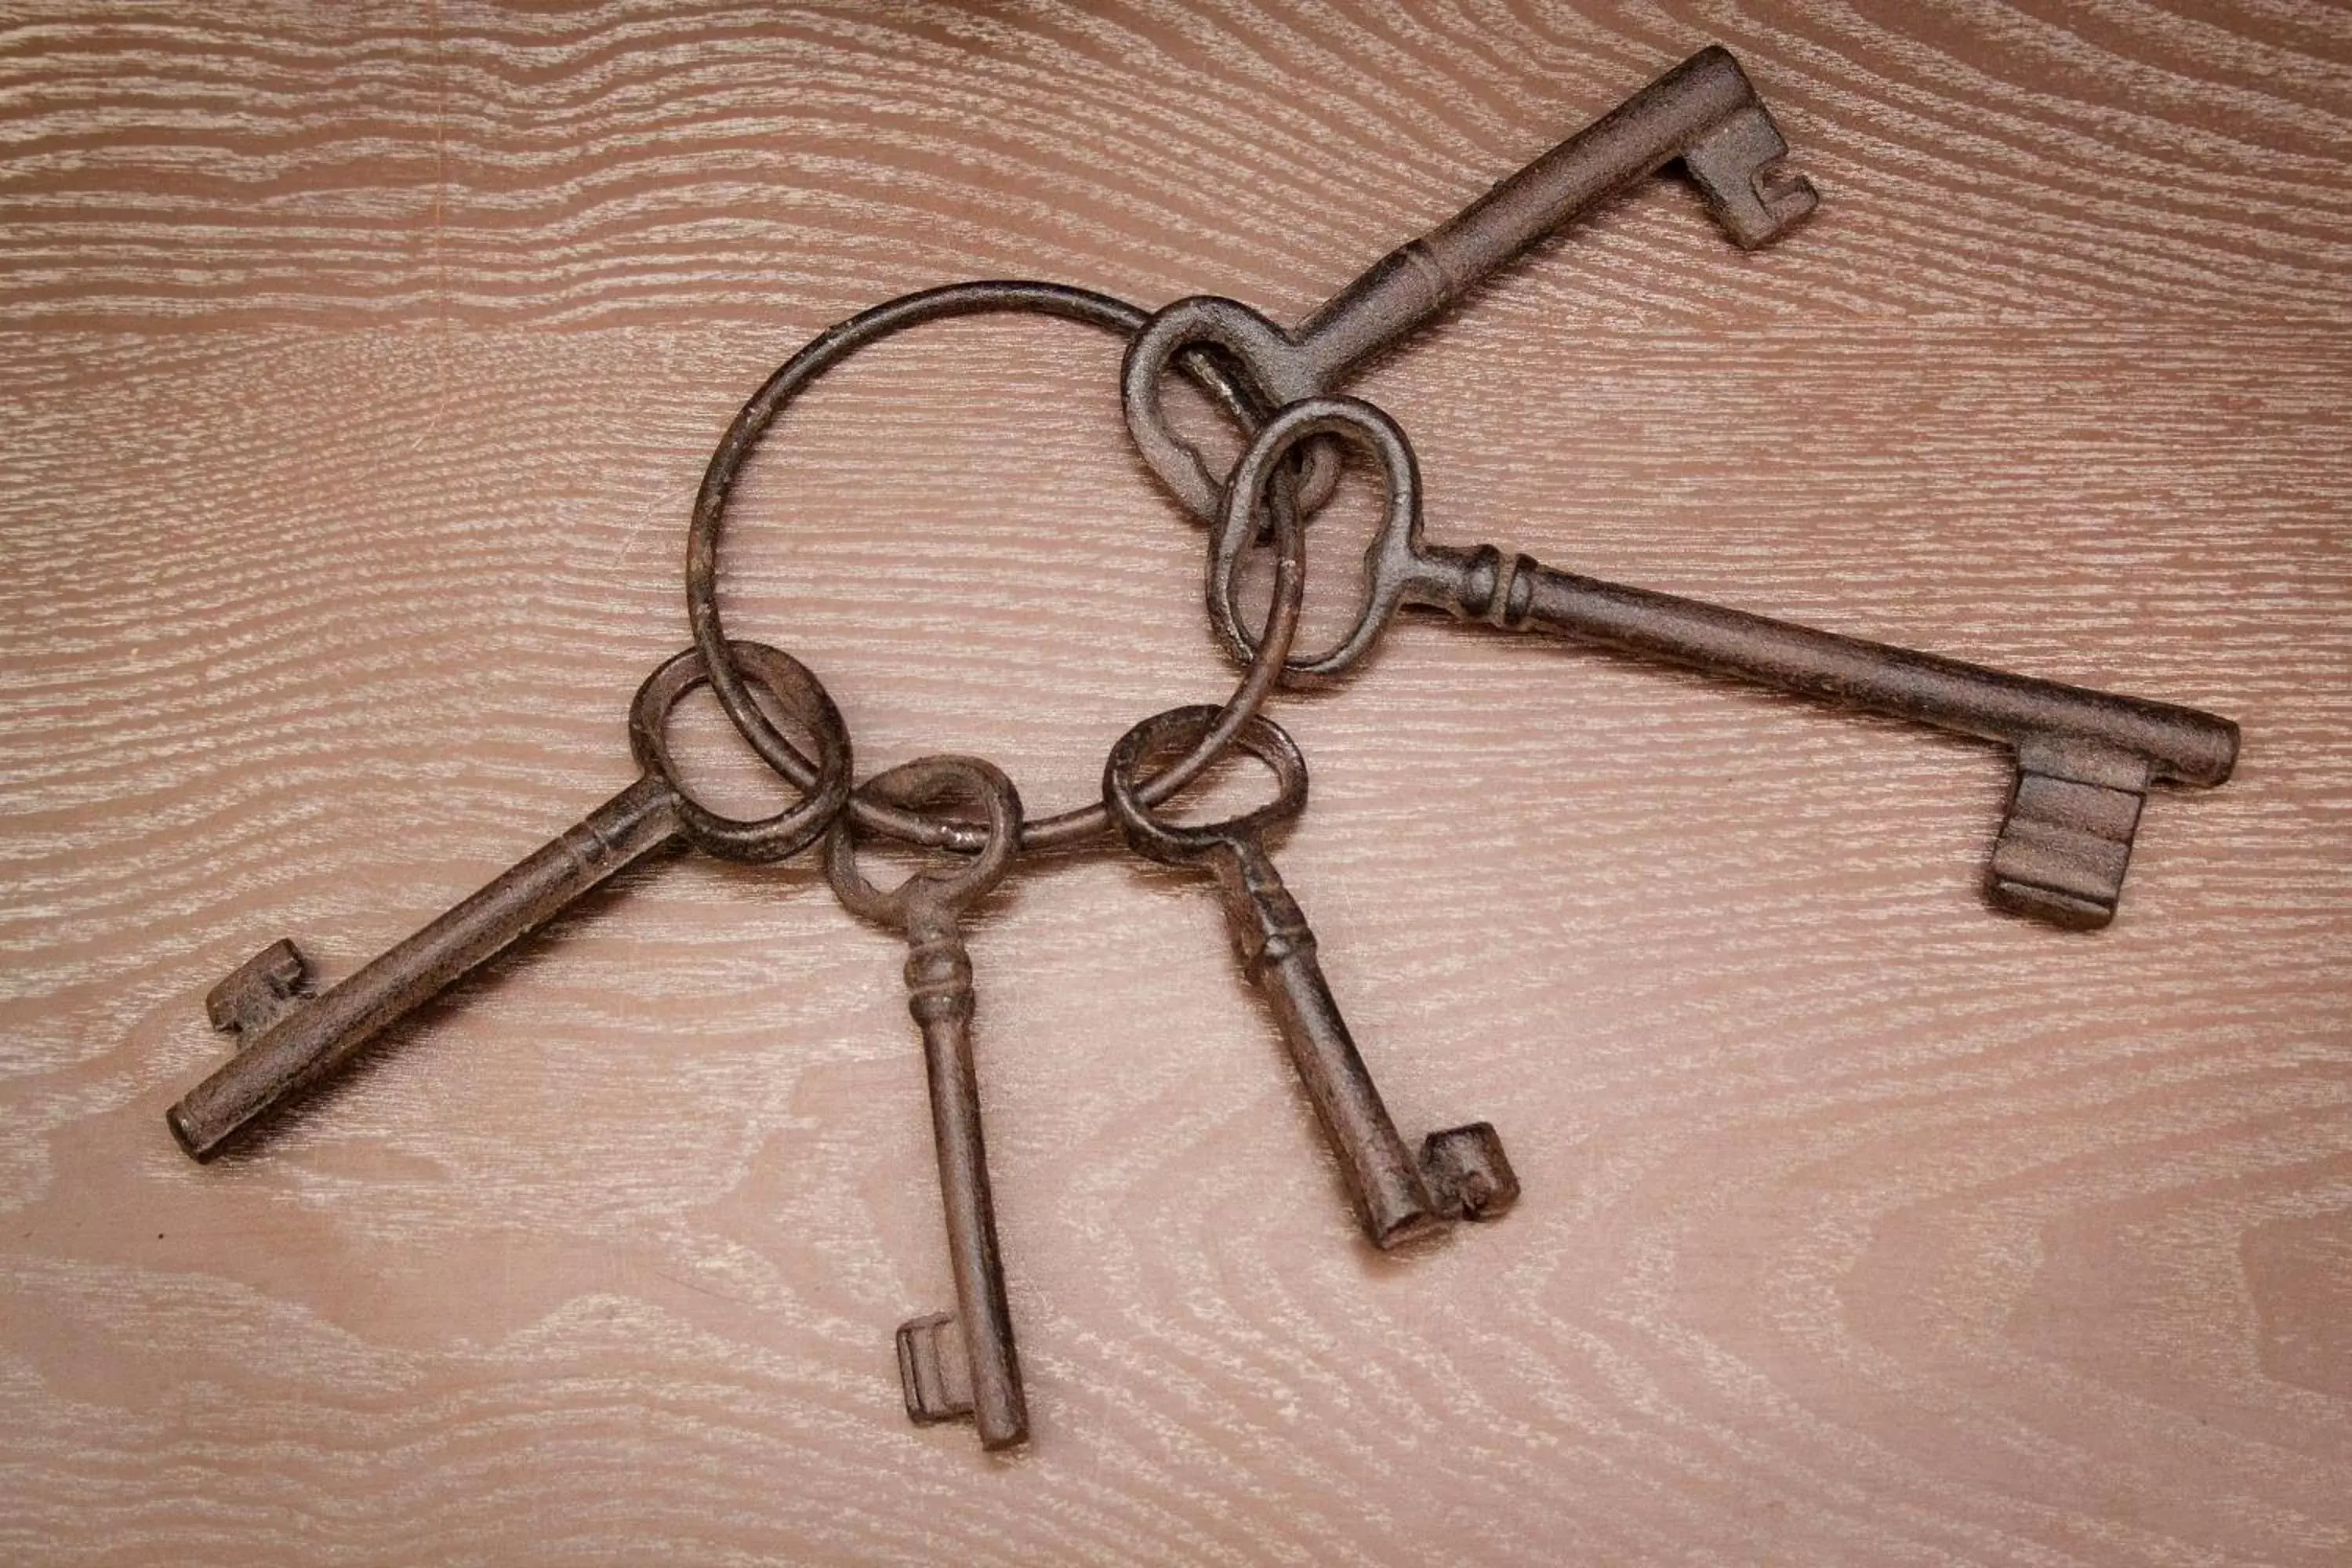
[[1105, 706, 1517, 1248], [1123, 44, 1816, 522], [826, 757, 1030, 1451], [167, 643, 854, 1160], [1211, 398, 2239, 930]]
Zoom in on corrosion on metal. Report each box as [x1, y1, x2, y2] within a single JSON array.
[[1122, 45, 1817, 524], [166, 642, 854, 1161], [1105, 706, 1518, 1248], [684, 279, 1321, 855], [826, 755, 1030, 1451], [1208, 395, 2239, 929]]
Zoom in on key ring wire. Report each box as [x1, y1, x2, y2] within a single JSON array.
[[685, 279, 1305, 854]]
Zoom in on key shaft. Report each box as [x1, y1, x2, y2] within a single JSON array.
[[1451, 547, 2234, 927], [902, 906, 1025, 1450], [1203, 837, 1439, 1247], [1431, 542, 2238, 787]]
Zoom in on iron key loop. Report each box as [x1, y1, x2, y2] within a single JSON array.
[[826, 757, 1029, 1451], [685, 281, 1308, 855], [167, 643, 854, 1161], [1123, 45, 1817, 523], [1212, 398, 2240, 931], [1105, 708, 1518, 1249]]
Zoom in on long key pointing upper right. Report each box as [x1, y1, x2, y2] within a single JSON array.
[[166, 642, 853, 1160], [1123, 45, 1817, 524], [1209, 398, 2238, 931]]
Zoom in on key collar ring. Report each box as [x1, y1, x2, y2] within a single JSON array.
[[687, 279, 1308, 856], [1102, 705, 1308, 866], [1210, 395, 1425, 682], [825, 756, 1022, 927], [628, 640, 855, 863]]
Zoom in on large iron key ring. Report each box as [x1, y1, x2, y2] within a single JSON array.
[[685, 280, 1308, 855], [1210, 395, 2240, 928]]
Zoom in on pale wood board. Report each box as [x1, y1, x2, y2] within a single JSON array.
[[2, 3, 2347, 1564]]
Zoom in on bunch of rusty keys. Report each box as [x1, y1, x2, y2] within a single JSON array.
[[1203, 397, 2239, 930], [1119, 45, 2237, 928], [158, 42, 2245, 1464]]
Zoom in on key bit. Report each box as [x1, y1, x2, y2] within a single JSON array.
[[1421, 1123, 1519, 1221], [205, 938, 314, 1045], [1681, 100, 1817, 248], [896, 1312, 975, 1425], [1989, 740, 2154, 930]]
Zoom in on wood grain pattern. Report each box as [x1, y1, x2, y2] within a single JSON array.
[[3, 1, 2348, 330], [2, 3, 2347, 1563]]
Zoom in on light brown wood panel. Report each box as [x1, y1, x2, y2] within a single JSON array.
[[1, 1, 2347, 329], [2, 3, 2347, 1565]]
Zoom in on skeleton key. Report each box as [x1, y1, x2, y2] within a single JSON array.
[[167, 642, 854, 1160], [1123, 44, 1817, 523], [1105, 706, 1517, 1248], [825, 757, 1029, 1452], [1210, 397, 2239, 931]]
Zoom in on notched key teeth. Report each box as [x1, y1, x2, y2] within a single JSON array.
[[1755, 160, 1819, 227], [1682, 105, 1818, 249], [1420, 1123, 1520, 1222], [205, 938, 314, 1046], [1987, 745, 2152, 931], [896, 1311, 975, 1425]]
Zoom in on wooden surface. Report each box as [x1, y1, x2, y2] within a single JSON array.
[[2, 3, 2347, 1563]]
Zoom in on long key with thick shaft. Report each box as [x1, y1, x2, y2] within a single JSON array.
[[1123, 44, 1816, 523], [167, 643, 853, 1160], [1209, 398, 2239, 931], [826, 757, 1030, 1453], [1106, 706, 1518, 1248]]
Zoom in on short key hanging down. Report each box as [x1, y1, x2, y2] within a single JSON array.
[[1123, 44, 1817, 524], [1209, 398, 2240, 931], [1106, 706, 1518, 1249], [168, 643, 854, 1160], [826, 757, 1031, 1453]]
